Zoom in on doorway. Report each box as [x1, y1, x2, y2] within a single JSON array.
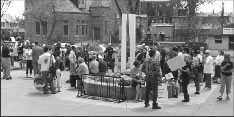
[[93, 27, 101, 41]]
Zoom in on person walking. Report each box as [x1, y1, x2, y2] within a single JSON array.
[[203, 50, 214, 90], [179, 55, 192, 102], [141, 49, 161, 109], [217, 54, 233, 101], [69, 46, 77, 75], [32, 41, 42, 76], [38, 46, 56, 94], [1, 43, 12, 80], [24, 45, 33, 78], [213, 50, 224, 84], [55, 53, 62, 92]]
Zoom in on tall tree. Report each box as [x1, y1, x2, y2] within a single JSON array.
[[1, 0, 12, 17], [172, 0, 214, 40], [24, 0, 60, 44]]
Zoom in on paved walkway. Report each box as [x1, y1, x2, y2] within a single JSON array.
[[1, 69, 233, 116]]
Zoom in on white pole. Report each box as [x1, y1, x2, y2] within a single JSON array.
[[129, 14, 136, 70], [121, 14, 127, 72]]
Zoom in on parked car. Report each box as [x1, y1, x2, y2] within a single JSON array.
[[140, 39, 160, 47]]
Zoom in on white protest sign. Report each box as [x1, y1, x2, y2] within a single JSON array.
[[167, 56, 186, 71]]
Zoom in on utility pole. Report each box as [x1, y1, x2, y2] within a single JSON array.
[[221, 1, 224, 35]]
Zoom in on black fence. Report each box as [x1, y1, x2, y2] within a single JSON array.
[[77, 74, 126, 103]]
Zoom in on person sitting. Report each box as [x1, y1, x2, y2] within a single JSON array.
[[131, 60, 143, 102], [98, 55, 107, 75], [89, 55, 99, 74]]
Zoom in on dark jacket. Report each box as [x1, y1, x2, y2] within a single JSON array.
[[1, 46, 11, 58], [98, 59, 107, 73]]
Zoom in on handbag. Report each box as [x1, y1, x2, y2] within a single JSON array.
[[49, 54, 56, 76]]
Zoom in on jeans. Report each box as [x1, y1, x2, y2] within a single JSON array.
[[32, 62, 40, 75], [41, 71, 56, 93], [1, 57, 11, 79], [214, 65, 221, 81], [193, 68, 202, 92], [56, 69, 61, 91], [182, 79, 190, 101], [144, 81, 158, 105], [70, 62, 76, 75], [220, 75, 233, 94], [205, 74, 212, 88], [26, 60, 33, 75]]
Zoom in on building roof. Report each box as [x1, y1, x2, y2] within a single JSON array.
[[54, 0, 89, 14], [200, 24, 234, 36], [89, 0, 110, 8]]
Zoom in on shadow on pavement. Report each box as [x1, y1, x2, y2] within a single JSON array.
[[26, 92, 51, 97]]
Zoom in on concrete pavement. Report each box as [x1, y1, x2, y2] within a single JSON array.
[[1, 68, 233, 116]]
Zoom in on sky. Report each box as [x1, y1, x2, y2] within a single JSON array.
[[4, 0, 234, 18]]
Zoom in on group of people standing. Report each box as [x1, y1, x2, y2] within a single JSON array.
[[130, 44, 233, 109]]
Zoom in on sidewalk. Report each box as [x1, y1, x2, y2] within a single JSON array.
[[1, 70, 233, 116]]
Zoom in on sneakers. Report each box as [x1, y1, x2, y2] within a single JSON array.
[[172, 95, 178, 98], [145, 103, 150, 107], [217, 96, 222, 100], [226, 96, 230, 100], [182, 100, 189, 102], [6, 77, 12, 80], [195, 92, 200, 95], [152, 103, 161, 109]]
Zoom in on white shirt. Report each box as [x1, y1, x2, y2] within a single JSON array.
[[153, 50, 161, 61], [24, 49, 32, 60], [69, 50, 76, 63], [214, 55, 224, 65], [38, 52, 56, 71], [89, 60, 99, 74], [204, 55, 214, 74], [178, 52, 184, 59]]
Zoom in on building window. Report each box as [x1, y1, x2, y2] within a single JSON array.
[[36, 21, 40, 35], [64, 20, 68, 36], [1, 22, 5, 27], [81, 20, 88, 35], [85, 21, 88, 35], [105, 21, 108, 35], [42, 21, 47, 35], [215, 39, 222, 43], [76, 20, 81, 35]]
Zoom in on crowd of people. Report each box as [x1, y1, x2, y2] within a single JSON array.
[[1, 40, 233, 110]]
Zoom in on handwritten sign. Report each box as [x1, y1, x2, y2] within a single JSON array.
[[167, 56, 186, 71]]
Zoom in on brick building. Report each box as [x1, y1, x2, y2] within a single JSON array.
[[24, 0, 139, 44]]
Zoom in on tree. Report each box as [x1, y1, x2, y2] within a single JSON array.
[[1, 0, 12, 17], [172, 0, 214, 40], [24, 0, 60, 44]]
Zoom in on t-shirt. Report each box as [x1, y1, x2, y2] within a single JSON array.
[[38, 53, 56, 72], [181, 62, 191, 80], [221, 60, 233, 76]]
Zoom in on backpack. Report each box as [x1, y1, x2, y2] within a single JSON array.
[[197, 58, 204, 72], [145, 59, 158, 77]]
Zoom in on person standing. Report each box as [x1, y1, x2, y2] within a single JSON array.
[[203, 50, 214, 90], [104, 43, 114, 70], [141, 49, 161, 109], [32, 41, 42, 76], [217, 54, 233, 100], [69, 46, 77, 75], [38, 46, 56, 94], [24, 45, 33, 78], [213, 50, 224, 83], [1, 43, 12, 80], [76, 58, 89, 96], [179, 55, 191, 102], [55, 53, 62, 92], [192, 50, 202, 94], [131, 60, 143, 102]]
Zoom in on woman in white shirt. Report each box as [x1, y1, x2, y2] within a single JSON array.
[[213, 50, 224, 84], [203, 50, 214, 90], [24, 45, 33, 78]]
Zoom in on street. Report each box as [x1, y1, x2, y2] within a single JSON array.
[[1, 63, 233, 116]]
